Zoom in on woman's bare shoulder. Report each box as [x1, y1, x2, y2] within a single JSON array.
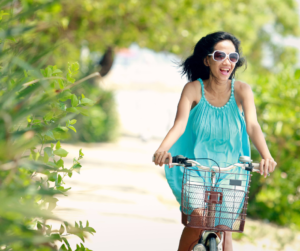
[[182, 80, 201, 101], [234, 80, 253, 99]]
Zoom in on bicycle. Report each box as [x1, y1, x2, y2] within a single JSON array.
[[154, 155, 262, 251]]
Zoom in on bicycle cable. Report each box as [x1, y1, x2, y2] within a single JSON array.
[[189, 157, 221, 184]]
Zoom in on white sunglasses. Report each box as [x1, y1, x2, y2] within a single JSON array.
[[208, 50, 239, 63]]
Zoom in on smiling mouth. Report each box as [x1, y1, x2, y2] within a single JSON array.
[[220, 68, 230, 75]]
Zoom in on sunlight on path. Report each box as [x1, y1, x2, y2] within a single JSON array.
[[52, 136, 300, 251]]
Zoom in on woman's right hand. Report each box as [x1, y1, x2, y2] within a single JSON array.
[[153, 150, 172, 167]]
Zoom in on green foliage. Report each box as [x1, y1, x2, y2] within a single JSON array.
[[71, 84, 119, 142], [18, 0, 300, 77], [2, 0, 300, 238], [248, 67, 300, 229], [0, 3, 96, 250], [5, 0, 299, 143]]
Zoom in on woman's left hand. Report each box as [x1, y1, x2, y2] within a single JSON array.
[[259, 157, 277, 178]]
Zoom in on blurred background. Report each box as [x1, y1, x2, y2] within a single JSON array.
[[1, 0, 300, 250]]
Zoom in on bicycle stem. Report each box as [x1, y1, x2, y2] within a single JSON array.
[[207, 171, 216, 228]]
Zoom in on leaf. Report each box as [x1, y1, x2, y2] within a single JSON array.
[[48, 172, 57, 181], [71, 94, 78, 107], [56, 158, 64, 168], [56, 141, 61, 149], [57, 126, 69, 132], [79, 149, 84, 157], [80, 98, 94, 106], [37, 221, 43, 231], [85, 227, 96, 234], [54, 148, 69, 157], [62, 237, 71, 249], [58, 79, 64, 89], [46, 66, 52, 77], [58, 91, 72, 101], [51, 233, 61, 241], [70, 119, 77, 124], [57, 186, 71, 192], [35, 151, 40, 161], [68, 125, 76, 132], [59, 244, 68, 251], [53, 69, 63, 74], [43, 152, 49, 163], [45, 130, 55, 140], [57, 174, 62, 185], [67, 73, 75, 83], [68, 172, 73, 178], [72, 163, 81, 173], [47, 161, 58, 168], [72, 163, 82, 169], [76, 107, 89, 116], [40, 69, 46, 77], [44, 147, 54, 158], [70, 62, 80, 72], [66, 107, 79, 113]]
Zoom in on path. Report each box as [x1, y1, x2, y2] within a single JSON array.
[[53, 136, 300, 251]]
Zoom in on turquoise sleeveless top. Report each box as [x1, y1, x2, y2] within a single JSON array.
[[165, 78, 250, 205]]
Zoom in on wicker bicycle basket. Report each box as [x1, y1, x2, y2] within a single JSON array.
[[181, 166, 251, 232]]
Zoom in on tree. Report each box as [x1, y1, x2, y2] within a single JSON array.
[[17, 0, 300, 75]]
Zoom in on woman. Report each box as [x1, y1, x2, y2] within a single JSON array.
[[153, 32, 277, 251]]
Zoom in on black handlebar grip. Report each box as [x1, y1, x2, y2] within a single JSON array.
[[152, 155, 188, 164], [245, 163, 254, 171]]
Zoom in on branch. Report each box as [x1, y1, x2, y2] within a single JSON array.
[[64, 72, 101, 90], [22, 72, 102, 91], [22, 77, 68, 87]]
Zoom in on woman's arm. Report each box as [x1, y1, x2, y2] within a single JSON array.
[[239, 82, 277, 177], [154, 81, 198, 167]]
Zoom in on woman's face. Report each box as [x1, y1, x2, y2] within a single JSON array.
[[205, 40, 237, 81]]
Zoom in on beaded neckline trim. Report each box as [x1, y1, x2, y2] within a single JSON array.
[[198, 78, 235, 110]]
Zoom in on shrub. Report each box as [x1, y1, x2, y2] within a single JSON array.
[[248, 68, 300, 229], [0, 3, 97, 250], [71, 82, 119, 143]]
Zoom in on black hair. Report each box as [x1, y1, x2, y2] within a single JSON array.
[[181, 31, 246, 81]]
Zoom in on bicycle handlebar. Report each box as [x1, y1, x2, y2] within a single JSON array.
[[152, 155, 263, 174]]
